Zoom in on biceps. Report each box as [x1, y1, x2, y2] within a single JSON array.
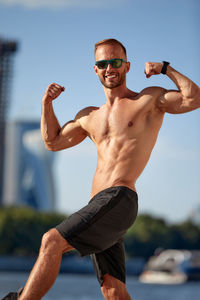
[[47, 120, 87, 151], [61, 121, 87, 145], [157, 90, 192, 114]]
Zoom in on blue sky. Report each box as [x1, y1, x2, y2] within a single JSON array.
[[0, 0, 200, 223]]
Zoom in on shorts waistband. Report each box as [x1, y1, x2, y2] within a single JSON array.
[[91, 186, 138, 202]]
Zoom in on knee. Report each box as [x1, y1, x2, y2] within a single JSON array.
[[41, 229, 73, 255], [41, 229, 61, 254], [101, 274, 129, 300], [101, 285, 118, 300]]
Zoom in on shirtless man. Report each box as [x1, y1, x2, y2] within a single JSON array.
[[18, 39, 200, 300]]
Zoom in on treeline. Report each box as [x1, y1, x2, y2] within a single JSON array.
[[0, 207, 65, 256], [0, 207, 200, 258], [125, 214, 200, 258]]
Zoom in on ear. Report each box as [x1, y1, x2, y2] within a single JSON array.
[[126, 62, 131, 74], [94, 65, 98, 75]]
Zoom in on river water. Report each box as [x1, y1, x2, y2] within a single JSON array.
[[0, 272, 200, 300]]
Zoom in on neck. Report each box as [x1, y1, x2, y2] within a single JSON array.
[[103, 84, 130, 105]]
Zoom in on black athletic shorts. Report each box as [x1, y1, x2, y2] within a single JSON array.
[[56, 186, 138, 285]]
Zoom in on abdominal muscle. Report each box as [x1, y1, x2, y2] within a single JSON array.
[[91, 163, 137, 198], [90, 136, 154, 198]]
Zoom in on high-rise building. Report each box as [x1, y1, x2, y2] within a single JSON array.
[[0, 38, 18, 203], [3, 120, 56, 211]]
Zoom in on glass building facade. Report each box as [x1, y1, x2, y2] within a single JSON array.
[[3, 120, 56, 211]]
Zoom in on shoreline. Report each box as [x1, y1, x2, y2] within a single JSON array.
[[0, 255, 144, 276]]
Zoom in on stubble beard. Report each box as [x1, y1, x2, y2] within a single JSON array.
[[100, 69, 126, 89]]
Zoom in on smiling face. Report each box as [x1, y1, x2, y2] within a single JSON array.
[[94, 43, 130, 89]]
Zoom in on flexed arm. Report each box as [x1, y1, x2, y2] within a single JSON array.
[[41, 83, 87, 151], [145, 62, 200, 114]]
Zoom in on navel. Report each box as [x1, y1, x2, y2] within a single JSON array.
[[128, 121, 133, 127]]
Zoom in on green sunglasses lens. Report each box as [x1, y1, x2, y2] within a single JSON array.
[[111, 59, 122, 68], [96, 59, 125, 69]]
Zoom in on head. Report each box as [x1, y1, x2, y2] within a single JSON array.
[[94, 39, 130, 89]]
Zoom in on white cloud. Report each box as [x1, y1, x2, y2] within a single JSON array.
[[0, 0, 125, 9]]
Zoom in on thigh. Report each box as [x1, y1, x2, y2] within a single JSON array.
[[56, 186, 138, 257], [91, 239, 126, 286]]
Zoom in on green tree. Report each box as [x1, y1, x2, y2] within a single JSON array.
[[0, 207, 66, 255], [124, 214, 200, 258], [0, 208, 199, 258]]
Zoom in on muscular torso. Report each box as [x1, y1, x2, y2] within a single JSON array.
[[79, 88, 165, 198]]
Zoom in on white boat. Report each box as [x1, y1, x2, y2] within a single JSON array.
[[139, 249, 200, 284], [139, 270, 187, 284]]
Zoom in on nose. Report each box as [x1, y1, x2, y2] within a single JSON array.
[[106, 63, 114, 71]]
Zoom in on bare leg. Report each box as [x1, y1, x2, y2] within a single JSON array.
[[19, 229, 74, 300], [101, 274, 132, 300]]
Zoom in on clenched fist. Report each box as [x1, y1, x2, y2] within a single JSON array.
[[43, 83, 65, 102], [144, 62, 163, 78]]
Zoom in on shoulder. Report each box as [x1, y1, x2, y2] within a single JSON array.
[[135, 86, 167, 114], [75, 106, 99, 120], [140, 86, 167, 109], [140, 86, 166, 97]]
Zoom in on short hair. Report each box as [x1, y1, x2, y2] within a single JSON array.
[[94, 38, 127, 58]]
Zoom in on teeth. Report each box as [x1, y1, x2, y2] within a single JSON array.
[[106, 75, 116, 78]]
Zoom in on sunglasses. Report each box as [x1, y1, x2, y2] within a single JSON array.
[[95, 58, 127, 69]]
